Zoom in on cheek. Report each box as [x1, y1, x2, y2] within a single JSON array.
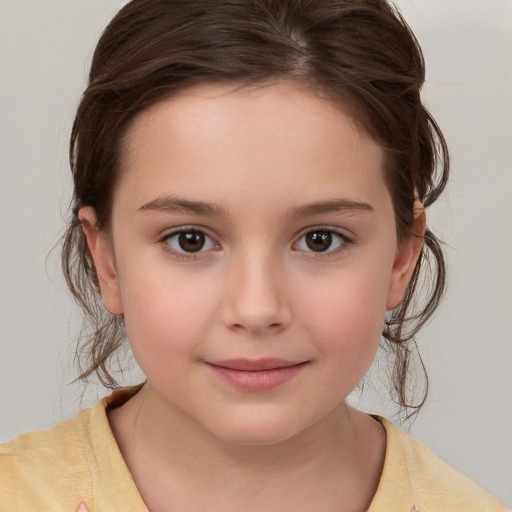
[[300, 262, 392, 362], [118, 263, 221, 367]]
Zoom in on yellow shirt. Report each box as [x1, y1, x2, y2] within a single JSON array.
[[0, 386, 506, 512]]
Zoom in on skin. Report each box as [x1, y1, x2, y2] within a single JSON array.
[[80, 81, 425, 511]]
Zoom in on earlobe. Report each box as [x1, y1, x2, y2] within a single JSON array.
[[78, 207, 123, 316], [386, 201, 426, 310]]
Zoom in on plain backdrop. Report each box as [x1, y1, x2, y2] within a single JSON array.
[[0, 0, 511, 506]]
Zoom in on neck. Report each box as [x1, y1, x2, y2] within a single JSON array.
[[108, 384, 385, 512]]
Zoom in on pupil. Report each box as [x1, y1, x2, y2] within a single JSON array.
[[179, 232, 205, 252], [306, 231, 332, 252]]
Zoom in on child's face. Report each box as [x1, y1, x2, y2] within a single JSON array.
[[84, 81, 420, 444]]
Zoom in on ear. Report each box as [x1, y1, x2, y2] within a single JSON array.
[[386, 201, 426, 310], [78, 207, 123, 316]]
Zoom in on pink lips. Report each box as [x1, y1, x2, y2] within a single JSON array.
[[206, 358, 308, 391]]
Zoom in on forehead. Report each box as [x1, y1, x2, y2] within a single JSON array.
[[115, 81, 388, 215]]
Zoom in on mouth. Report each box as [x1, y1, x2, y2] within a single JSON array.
[[206, 358, 309, 391], [209, 358, 307, 371]]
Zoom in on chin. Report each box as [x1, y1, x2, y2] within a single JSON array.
[[208, 413, 310, 447]]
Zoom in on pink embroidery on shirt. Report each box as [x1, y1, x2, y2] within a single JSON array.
[[75, 502, 91, 512]]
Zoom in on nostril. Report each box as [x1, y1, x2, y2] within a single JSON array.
[[227, 320, 285, 334], [220, 272, 292, 333]]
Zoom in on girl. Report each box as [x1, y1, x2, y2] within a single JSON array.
[[0, 0, 507, 510]]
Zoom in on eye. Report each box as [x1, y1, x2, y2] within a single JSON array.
[[163, 228, 217, 255], [295, 229, 347, 254]]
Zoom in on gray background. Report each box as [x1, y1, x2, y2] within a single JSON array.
[[1, 0, 511, 506]]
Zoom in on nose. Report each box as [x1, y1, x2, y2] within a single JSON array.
[[221, 251, 292, 335]]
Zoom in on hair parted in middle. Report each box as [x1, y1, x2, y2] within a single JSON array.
[[62, 0, 448, 415]]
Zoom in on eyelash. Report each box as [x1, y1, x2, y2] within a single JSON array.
[[159, 226, 353, 260], [159, 226, 219, 260], [294, 227, 352, 259]]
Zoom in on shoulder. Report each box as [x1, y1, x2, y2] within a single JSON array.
[[0, 405, 95, 509], [377, 417, 507, 512], [0, 386, 146, 511]]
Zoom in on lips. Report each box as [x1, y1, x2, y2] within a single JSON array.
[[206, 358, 308, 391], [209, 358, 305, 371]]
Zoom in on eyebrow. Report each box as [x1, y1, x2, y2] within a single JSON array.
[[291, 199, 374, 217], [138, 195, 373, 217], [138, 195, 228, 216]]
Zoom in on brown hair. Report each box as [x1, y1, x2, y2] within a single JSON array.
[[62, 0, 448, 413]]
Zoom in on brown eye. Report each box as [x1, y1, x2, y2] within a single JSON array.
[[296, 229, 346, 254], [164, 229, 216, 255], [178, 231, 205, 252], [305, 231, 332, 252]]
